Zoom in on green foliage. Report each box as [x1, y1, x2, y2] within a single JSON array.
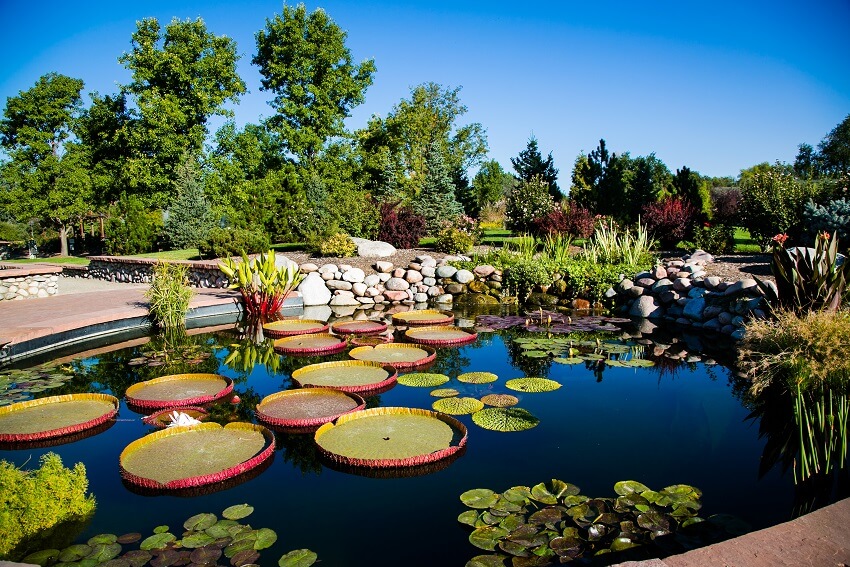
[[435, 226, 474, 254], [0, 221, 27, 242], [739, 163, 820, 244], [690, 223, 735, 254], [145, 262, 194, 330], [309, 231, 357, 257], [219, 250, 304, 318], [818, 113, 850, 176], [581, 220, 655, 266], [198, 227, 270, 259], [0, 453, 96, 559], [412, 142, 464, 234], [804, 198, 850, 245], [104, 194, 162, 255], [511, 136, 561, 201], [254, 4, 375, 161], [505, 258, 551, 299], [472, 160, 513, 210], [671, 166, 710, 220], [562, 256, 638, 302], [163, 156, 215, 250], [505, 176, 555, 233], [757, 232, 849, 313]]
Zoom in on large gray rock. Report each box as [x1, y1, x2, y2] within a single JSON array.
[[374, 261, 394, 273], [274, 254, 298, 272], [351, 237, 397, 258], [297, 272, 331, 306], [326, 279, 352, 291], [455, 269, 475, 284], [724, 278, 758, 296], [436, 265, 457, 278], [385, 277, 410, 291], [329, 294, 360, 306], [629, 295, 665, 319], [342, 267, 366, 283], [683, 296, 707, 320]]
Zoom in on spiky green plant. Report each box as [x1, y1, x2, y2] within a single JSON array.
[[145, 262, 194, 330], [581, 220, 654, 266], [219, 250, 304, 319]]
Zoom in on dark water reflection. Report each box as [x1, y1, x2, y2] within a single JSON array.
[[0, 311, 809, 566]]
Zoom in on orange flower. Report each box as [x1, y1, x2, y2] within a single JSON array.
[[771, 233, 789, 245]]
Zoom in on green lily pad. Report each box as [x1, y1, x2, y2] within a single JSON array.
[[472, 407, 539, 432], [498, 540, 530, 557], [184, 512, 218, 531], [225, 536, 256, 558], [504, 378, 561, 393], [624, 358, 655, 367], [550, 535, 583, 558], [521, 350, 548, 358], [59, 544, 93, 562], [430, 388, 460, 397], [465, 555, 508, 567], [140, 533, 175, 550], [88, 543, 122, 562], [22, 549, 60, 566], [506, 525, 547, 548], [432, 396, 485, 415], [190, 547, 222, 564], [553, 357, 583, 364], [458, 510, 480, 526], [180, 532, 215, 548], [153, 525, 169, 534], [461, 488, 499, 509], [223, 504, 254, 520], [662, 484, 702, 500], [278, 549, 318, 567], [457, 372, 499, 384], [610, 537, 639, 551], [206, 520, 238, 539], [122, 550, 154, 567], [253, 528, 278, 550], [481, 394, 519, 407], [88, 534, 118, 545], [614, 480, 650, 496], [501, 486, 532, 504], [116, 533, 142, 545], [528, 507, 564, 526], [232, 549, 260, 565], [531, 480, 578, 503], [398, 372, 450, 387], [637, 511, 671, 532], [469, 525, 510, 551]]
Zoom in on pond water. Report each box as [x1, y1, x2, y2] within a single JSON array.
[[0, 311, 799, 566]]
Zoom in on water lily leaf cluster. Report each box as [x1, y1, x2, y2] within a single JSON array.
[[0, 366, 73, 407], [22, 504, 317, 567], [128, 344, 212, 368], [515, 336, 654, 367], [458, 480, 719, 565], [476, 312, 626, 334]]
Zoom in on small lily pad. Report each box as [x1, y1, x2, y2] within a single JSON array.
[[461, 488, 499, 509], [59, 544, 93, 562], [459, 510, 480, 526], [153, 525, 169, 534], [431, 388, 460, 397], [480, 394, 519, 407], [22, 549, 60, 566], [614, 480, 650, 496], [223, 504, 254, 520], [253, 528, 277, 550], [184, 512, 218, 531], [553, 357, 583, 364], [140, 533, 175, 551], [472, 408, 539, 432], [469, 526, 510, 551], [88, 534, 118, 545], [504, 378, 562, 393], [278, 549, 318, 567], [466, 555, 508, 567], [190, 547, 223, 564], [181, 532, 215, 548], [457, 372, 499, 384], [117, 533, 142, 545], [432, 396, 485, 415], [398, 373, 450, 387], [122, 550, 153, 567], [88, 543, 123, 562], [501, 486, 532, 504]]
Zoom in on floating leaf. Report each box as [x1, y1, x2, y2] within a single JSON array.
[[637, 511, 671, 532], [206, 520, 238, 539], [501, 486, 532, 504], [469, 526, 510, 551], [88, 543, 122, 562], [457, 372, 499, 384], [278, 549, 318, 567], [472, 408, 539, 432], [624, 358, 655, 367], [498, 540, 530, 557], [614, 480, 650, 496], [184, 512, 218, 531], [191, 547, 223, 564], [117, 533, 142, 545], [181, 532, 215, 548], [59, 544, 93, 562], [461, 488, 499, 509], [88, 534, 118, 545], [528, 507, 564, 525], [22, 549, 60, 566], [231, 548, 260, 566], [504, 378, 561, 393], [433, 396, 485, 415], [521, 350, 548, 358], [499, 514, 526, 532], [223, 504, 254, 520], [610, 537, 639, 551], [662, 484, 702, 500], [506, 525, 547, 547], [430, 388, 459, 397], [122, 550, 153, 567], [465, 555, 507, 567], [225, 537, 257, 559], [552, 357, 583, 364], [153, 525, 169, 534], [458, 510, 480, 526], [398, 373, 449, 387], [140, 533, 175, 551], [253, 528, 277, 550], [481, 394, 519, 407]]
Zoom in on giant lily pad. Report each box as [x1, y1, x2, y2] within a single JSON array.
[[125, 374, 233, 410], [330, 320, 387, 335], [430, 388, 460, 398], [0, 393, 119, 442], [314, 407, 467, 468], [432, 397, 485, 415], [457, 372, 498, 384], [256, 388, 365, 428], [263, 319, 328, 338], [392, 309, 454, 326], [405, 326, 477, 346], [480, 394, 519, 407], [274, 333, 346, 356], [291, 360, 397, 393], [504, 378, 562, 393], [120, 422, 275, 490], [397, 373, 450, 387], [471, 408, 539, 432], [348, 343, 436, 369]]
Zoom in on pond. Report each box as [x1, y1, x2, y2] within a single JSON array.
[[0, 309, 801, 566]]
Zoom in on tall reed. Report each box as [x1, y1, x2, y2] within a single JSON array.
[[145, 262, 194, 330]]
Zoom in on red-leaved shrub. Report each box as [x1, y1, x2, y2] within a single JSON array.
[[378, 202, 426, 249], [532, 209, 568, 236], [563, 202, 596, 239], [641, 197, 697, 249]]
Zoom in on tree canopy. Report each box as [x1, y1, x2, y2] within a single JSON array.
[[511, 136, 560, 201]]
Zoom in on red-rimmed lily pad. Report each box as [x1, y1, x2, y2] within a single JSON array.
[[291, 360, 397, 393], [255, 388, 365, 428], [348, 343, 436, 369], [262, 319, 328, 338], [392, 309, 455, 326], [404, 326, 477, 347], [0, 393, 119, 442], [119, 422, 275, 490], [348, 334, 394, 347], [314, 407, 467, 468], [471, 407, 540, 432], [142, 406, 208, 429], [273, 333, 346, 356], [330, 320, 388, 335], [125, 374, 233, 410]]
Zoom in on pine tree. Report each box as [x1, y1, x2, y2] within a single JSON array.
[[511, 136, 561, 201], [452, 164, 480, 218], [163, 155, 215, 249], [413, 141, 464, 234]]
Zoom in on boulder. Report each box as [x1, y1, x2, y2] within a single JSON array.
[[329, 294, 359, 307], [385, 277, 410, 291], [351, 237, 397, 258], [473, 265, 496, 278], [342, 267, 366, 283], [436, 265, 457, 278], [374, 261, 394, 273], [274, 254, 298, 272], [629, 295, 664, 319], [455, 269, 475, 284], [297, 273, 331, 306], [683, 296, 706, 321]]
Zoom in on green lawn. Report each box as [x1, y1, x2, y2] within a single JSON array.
[[733, 227, 762, 253], [2, 256, 90, 266], [127, 249, 201, 261]]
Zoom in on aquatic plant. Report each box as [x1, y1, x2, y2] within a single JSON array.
[[218, 250, 304, 319], [480, 394, 519, 407], [431, 388, 460, 398], [18, 503, 317, 567], [433, 397, 485, 415], [457, 372, 499, 384], [144, 262, 194, 330], [505, 377, 562, 393], [398, 373, 450, 387], [0, 365, 74, 407], [471, 407, 540, 432], [794, 384, 848, 485], [580, 220, 655, 267], [0, 453, 96, 559]]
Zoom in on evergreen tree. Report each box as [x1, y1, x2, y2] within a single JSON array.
[[452, 164, 479, 218], [511, 136, 561, 201], [163, 155, 215, 249], [413, 142, 464, 234]]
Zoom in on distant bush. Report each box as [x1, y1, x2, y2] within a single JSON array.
[[532, 208, 568, 236], [562, 257, 632, 303], [691, 223, 735, 254], [711, 187, 741, 224], [0, 221, 26, 242], [309, 231, 357, 257], [562, 202, 596, 239], [505, 176, 555, 233], [378, 202, 426, 249], [104, 195, 162, 255], [198, 227, 270, 259], [435, 226, 474, 254], [739, 166, 819, 245], [641, 197, 697, 249], [803, 197, 850, 245]]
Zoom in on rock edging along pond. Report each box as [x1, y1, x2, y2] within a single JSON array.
[[0, 264, 61, 301]]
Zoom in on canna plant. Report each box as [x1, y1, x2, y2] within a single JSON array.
[[219, 250, 304, 320], [757, 231, 849, 313]]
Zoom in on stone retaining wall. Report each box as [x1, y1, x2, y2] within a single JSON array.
[[0, 265, 61, 301], [84, 256, 229, 288]]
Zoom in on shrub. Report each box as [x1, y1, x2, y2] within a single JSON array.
[[562, 257, 632, 302], [690, 223, 735, 254], [804, 198, 850, 245], [104, 194, 162, 255], [711, 187, 741, 224], [505, 176, 555, 233], [739, 165, 820, 245], [563, 202, 596, 239], [198, 227, 270, 259], [163, 157, 216, 250], [325, 186, 381, 239], [219, 250, 304, 319], [582, 221, 655, 267], [435, 226, 474, 254], [641, 197, 697, 249], [145, 262, 194, 330], [479, 200, 506, 229], [0, 453, 96, 559], [505, 258, 551, 299], [454, 214, 482, 244], [532, 208, 568, 236], [309, 231, 357, 257], [378, 202, 426, 249], [0, 221, 26, 242]]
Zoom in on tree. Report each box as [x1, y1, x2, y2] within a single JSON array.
[[570, 139, 609, 212], [472, 160, 513, 208], [505, 175, 554, 233], [119, 17, 245, 206], [254, 4, 376, 163], [163, 155, 215, 250], [511, 136, 560, 201], [817, 114, 850, 176], [794, 143, 820, 180], [413, 142, 464, 234], [0, 73, 92, 255], [78, 92, 134, 208]]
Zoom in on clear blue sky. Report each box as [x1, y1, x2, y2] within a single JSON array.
[[2, 0, 848, 179]]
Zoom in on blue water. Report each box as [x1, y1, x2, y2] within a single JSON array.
[[0, 325, 793, 566]]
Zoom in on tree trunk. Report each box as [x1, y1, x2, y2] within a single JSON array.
[[58, 223, 69, 256]]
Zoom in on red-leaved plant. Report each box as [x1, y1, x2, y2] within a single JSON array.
[[641, 197, 697, 249]]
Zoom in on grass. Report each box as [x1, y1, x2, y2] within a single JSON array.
[[271, 242, 306, 252], [733, 227, 762, 253], [2, 256, 91, 266], [127, 249, 201, 261]]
